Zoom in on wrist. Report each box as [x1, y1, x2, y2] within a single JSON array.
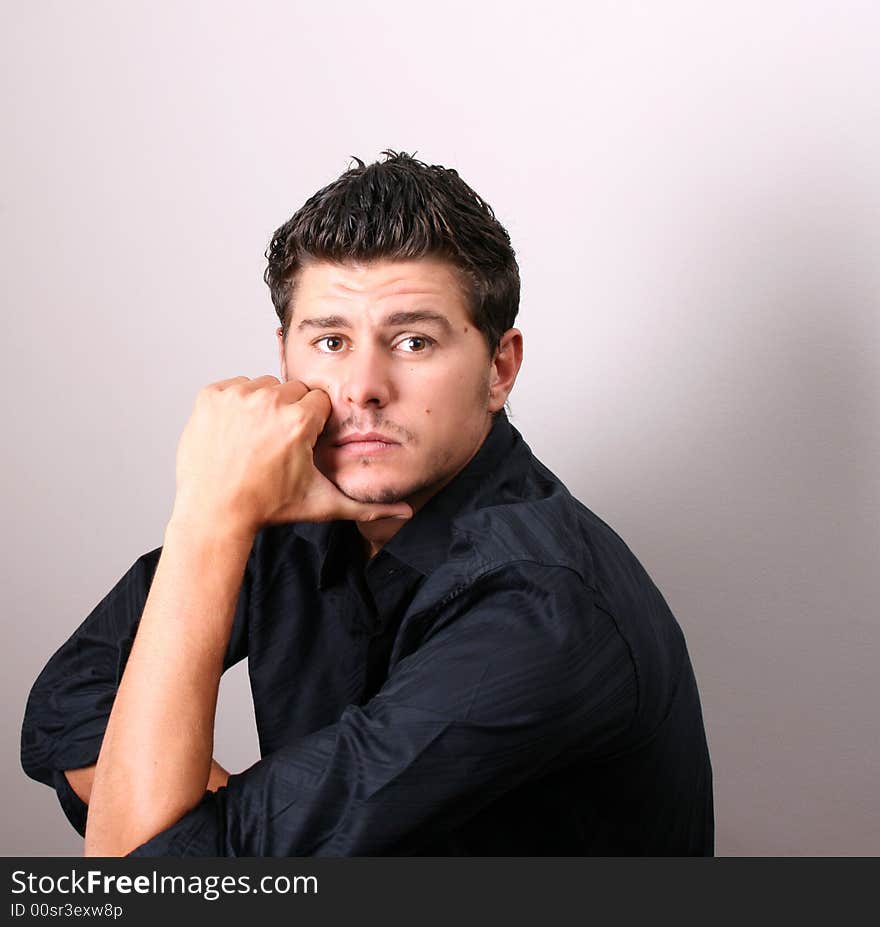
[[149, 518, 253, 650], [165, 507, 258, 550], [162, 519, 257, 578]]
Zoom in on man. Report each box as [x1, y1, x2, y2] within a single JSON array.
[[21, 151, 713, 856]]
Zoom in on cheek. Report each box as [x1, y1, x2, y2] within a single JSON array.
[[408, 363, 487, 418], [284, 350, 328, 391]]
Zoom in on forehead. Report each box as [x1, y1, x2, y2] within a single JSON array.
[[290, 257, 471, 320]]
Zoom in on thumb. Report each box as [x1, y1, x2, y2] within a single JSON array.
[[352, 504, 414, 524], [299, 473, 414, 524], [294, 388, 333, 447], [328, 486, 413, 524]]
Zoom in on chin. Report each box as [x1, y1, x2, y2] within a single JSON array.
[[331, 465, 440, 506], [335, 480, 410, 505]]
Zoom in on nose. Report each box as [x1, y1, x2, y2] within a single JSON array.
[[337, 342, 393, 410]]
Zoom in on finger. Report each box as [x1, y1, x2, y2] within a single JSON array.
[[351, 502, 414, 524], [204, 375, 251, 392], [338, 496, 414, 524], [238, 374, 281, 394], [293, 389, 333, 445], [278, 474, 414, 526], [275, 378, 311, 405]]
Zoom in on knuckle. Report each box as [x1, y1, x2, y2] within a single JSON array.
[[287, 409, 308, 436], [195, 385, 217, 406]]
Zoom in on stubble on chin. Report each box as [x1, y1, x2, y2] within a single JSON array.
[[330, 449, 457, 506]]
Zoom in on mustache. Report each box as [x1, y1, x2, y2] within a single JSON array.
[[320, 416, 415, 443]]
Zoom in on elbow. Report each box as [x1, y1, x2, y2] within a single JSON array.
[[84, 842, 135, 858], [63, 766, 95, 805], [84, 821, 147, 858]]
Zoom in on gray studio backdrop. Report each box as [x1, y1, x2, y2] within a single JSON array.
[[3, 1, 878, 856]]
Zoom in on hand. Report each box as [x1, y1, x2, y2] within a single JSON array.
[[169, 375, 412, 538]]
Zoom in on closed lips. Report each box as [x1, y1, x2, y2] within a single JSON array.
[[334, 433, 398, 446]]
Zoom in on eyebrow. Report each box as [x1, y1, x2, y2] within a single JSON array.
[[295, 310, 453, 334]]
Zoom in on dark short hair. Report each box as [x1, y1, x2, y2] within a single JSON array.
[[264, 151, 520, 356]]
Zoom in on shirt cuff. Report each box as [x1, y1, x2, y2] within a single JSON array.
[[125, 790, 225, 857]]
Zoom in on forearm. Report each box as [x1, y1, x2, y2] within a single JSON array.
[[66, 759, 230, 806], [84, 521, 252, 857]]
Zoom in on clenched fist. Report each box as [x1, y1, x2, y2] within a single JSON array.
[[168, 375, 412, 540]]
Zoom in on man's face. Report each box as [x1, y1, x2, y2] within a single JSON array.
[[278, 257, 509, 506]]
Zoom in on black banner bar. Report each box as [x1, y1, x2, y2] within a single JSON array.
[[3, 858, 876, 924]]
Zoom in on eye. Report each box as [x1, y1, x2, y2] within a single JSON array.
[[395, 335, 433, 353], [314, 335, 347, 353]]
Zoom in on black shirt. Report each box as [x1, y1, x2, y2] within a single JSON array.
[[20, 411, 714, 855]]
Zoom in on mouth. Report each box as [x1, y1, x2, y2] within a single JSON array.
[[331, 432, 402, 457]]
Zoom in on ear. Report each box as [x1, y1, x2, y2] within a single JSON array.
[[488, 328, 523, 412], [276, 326, 288, 383]]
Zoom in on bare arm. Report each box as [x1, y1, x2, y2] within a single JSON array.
[[65, 759, 230, 806], [83, 525, 251, 856]]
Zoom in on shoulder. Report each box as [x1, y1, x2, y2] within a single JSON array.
[[399, 557, 600, 683], [431, 447, 648, 600], [386, 557, 638, 746], [403, 445, 690, 701]]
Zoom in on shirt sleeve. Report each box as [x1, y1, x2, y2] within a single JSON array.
[[20, 546, 251, 837], [126, 562, 637, 857]]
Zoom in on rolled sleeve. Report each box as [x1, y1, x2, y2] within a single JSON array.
[[21, 546, 250, 836]]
